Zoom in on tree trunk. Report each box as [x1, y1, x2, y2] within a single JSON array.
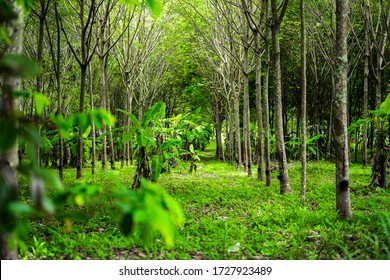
[[89, 64, 96, 175], [0, 0, 24, 260], [233, 70, 242, 170], [34, 0, 47, 168], [132, 147, 150, 189], [53, 1, 64, 181], [362, 23, 369, 168], [334, 0, 352, 218], [99, 52, 108, 171], [107, 91, 116, 169], [255, 32, 264, 181], [215, 99, 224, 161], [300, 0, 307, 202], [242, 49, 252, 176], [271, 0, 291, 194], [263, 10, 272, 186], [76, 65, 87, 179]]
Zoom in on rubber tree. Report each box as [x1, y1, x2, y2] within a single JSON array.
[[270, 0, 291, 194], [334, 0, 352, 218], [300, 0, 307, 201], [60, 0, 98, 179], [0, 0, 24, 260]]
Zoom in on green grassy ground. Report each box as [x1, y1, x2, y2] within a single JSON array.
[[18, 146, 390, 260]]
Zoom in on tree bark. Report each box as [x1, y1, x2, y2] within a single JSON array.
[[215, 98, 224, 161], [300, 0, 307, 202], [255, 32, 264, 181], [362, 20, 369, 168], [232, 65, 242, 170], [334, 0, 352, 218], [242, 29, 252, 176], [76, 65, 87, 179], [271, 0, 291, 194], [263, 5, 272, 186], [89, 64, 96, 174], [0, 0, 24, 260]]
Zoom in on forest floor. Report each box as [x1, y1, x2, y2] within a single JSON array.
[[19, 145, 390, 260]]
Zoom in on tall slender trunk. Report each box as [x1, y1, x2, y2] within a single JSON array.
[[107, 90, 116, 169], [77, 65, 87, 179], [215, 98, 224, 161], [271, 0, 291, 194], [0, 0, 24, 260], [35, 1, 46, 167], [54, 2, 64, 181], [327, 76, 335, 159], [263, 12, 272, 186], [255, 33, 264, 181], [121, 73, 130, 168], [228, 100, 234, 164], [300, 0, 307, 201], [242, 46, 252, 176], [334, 0, 352, 218], [89, 64, 96, 174], [232, 68, 242, 170], [100, 57, 107, 171], [362, 21, 369, 167], [128, 88, 134, 165]]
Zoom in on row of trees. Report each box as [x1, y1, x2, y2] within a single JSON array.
[[15, 0, 390, 187], [9, 0, 390, 209], [1, 0, 390, 258]]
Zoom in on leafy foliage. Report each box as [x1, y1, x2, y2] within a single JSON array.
[[117, 178, 184, 247]]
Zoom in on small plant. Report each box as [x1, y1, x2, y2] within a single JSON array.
[[119, 102, 182, 188]]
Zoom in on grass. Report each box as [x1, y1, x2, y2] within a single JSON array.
[[17, 145, 390, 260]]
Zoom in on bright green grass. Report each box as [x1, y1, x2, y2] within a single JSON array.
[[18, 147, 390, 260]]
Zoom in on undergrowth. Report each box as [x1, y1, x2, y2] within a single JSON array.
[[18, 146, 390, 260]]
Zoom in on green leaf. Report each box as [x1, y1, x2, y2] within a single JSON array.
[[136, 128, 155, 148], [42, 197, 55, 214], [119, 0, 140, 6], [90, 111, 103, 129], [33, 93, 49, 116], [0, 54, 40, 77], [146, 0, 162, 17], [12, 91, 31, 99], [8, 202, 33, 215], [187, 131, 194, 143], [347, 119, 368, 134], [52, 115, 71, 136], [16, 0, 34, 12], [0, 119, 17, 153], [122, 128, 136, 143], [82, 126, 92, 139], [117, 109, 140, 129], [380, 93, 390, 115], [78, 113, 89, 132], [189, 144, 195, 154], [151, 155, 163, 181], [370, 109, 387, 117], [162, 193, 185, 228], [75, 195, 85, 207], [20, 124, 42, 146], [98, 109, 115, 127], [142, 102, 166, 128], [160, 139, 182, 150]]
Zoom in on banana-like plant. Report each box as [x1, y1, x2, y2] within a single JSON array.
[[119, 102, 182, 188]]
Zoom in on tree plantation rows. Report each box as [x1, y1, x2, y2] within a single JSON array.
[[1, 0, 390, 260]]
